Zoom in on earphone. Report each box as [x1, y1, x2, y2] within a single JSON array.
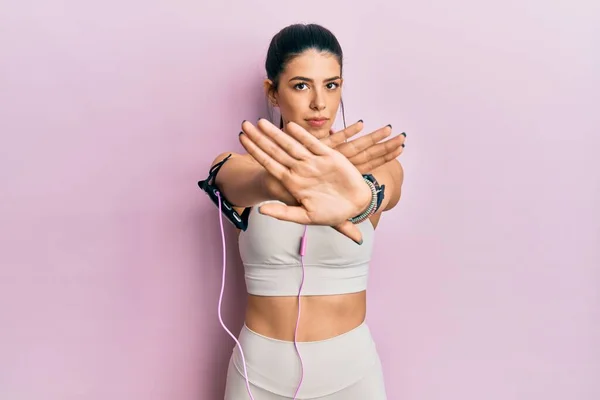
[[215, 191, 306, 400]]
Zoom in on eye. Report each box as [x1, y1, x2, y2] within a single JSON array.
[[294, 82, 309, 90], [326, 82, 340, 90]]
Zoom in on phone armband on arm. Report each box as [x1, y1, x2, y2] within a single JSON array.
[[197, 154, 250, 231]]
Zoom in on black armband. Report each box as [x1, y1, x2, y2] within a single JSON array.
[[197, 154, 250, 231]]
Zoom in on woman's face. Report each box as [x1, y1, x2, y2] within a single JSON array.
[[265, 49, 343, 139]]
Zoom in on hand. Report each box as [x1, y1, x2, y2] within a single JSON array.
[[324, 121, 406, 174], [239, 119, 373, 244], [256, 121, 406, 206], [260, 168, 298, 206]]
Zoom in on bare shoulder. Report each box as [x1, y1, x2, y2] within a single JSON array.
[[210, 151, 240, 167], [210, 151, 257, 168]]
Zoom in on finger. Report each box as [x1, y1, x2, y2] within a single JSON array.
[[241, 121, 302, 167], [257, 202, 311, 225], [348, 133, 405, 166], [342, 125, 393, 158], [322, 120, 364, 148], [354, 143, 405, 174], [332, 221, 364, 245], [354, 141, 404, 172], [286, 122, 333, 156], [255, 119, 313, 160], [238, 132, 288, 180]]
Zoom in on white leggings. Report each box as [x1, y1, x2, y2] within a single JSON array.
[[224, 322, 387, 399]]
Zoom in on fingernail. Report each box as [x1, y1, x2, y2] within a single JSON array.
[[358, 119, 363, 123], [401, 143, 405, 147], [354, 239, 363, 245], [401, 132, 407, 137], [387, 124, 392, 129], [239, 131, 243, 136]]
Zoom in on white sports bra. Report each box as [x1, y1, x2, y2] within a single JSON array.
[[238, 200, 375, 296]]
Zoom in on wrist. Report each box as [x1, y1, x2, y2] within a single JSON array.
[[350, 176, 378, 224], [358, 180, 373, 214]]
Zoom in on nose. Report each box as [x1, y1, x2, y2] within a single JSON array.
[[310, 89, 326, 111]]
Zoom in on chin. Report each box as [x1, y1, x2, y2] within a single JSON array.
[[305, 125, 329, 138]]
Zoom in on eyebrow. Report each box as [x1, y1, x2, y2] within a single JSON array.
[[288, 76, 341, 83]]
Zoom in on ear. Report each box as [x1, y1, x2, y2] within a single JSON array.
[[263, 79, 278, 107]]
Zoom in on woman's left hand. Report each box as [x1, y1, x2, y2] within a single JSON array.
[[239, 119, 372, 244], [324, 123, 405, 174]]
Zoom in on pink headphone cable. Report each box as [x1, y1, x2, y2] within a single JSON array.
[[292, 225, 308, 398], [215, 191, 256, 399], [215, 192, 305, 400]]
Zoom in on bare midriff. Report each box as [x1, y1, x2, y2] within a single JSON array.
[[245, 291, 366, 342]]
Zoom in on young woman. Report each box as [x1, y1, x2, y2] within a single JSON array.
[[208, 23, 406, 399]]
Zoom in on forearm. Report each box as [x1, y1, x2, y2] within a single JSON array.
[[371, 159, 404, 213]]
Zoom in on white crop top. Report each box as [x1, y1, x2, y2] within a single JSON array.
[[238, 200, 375, 296]]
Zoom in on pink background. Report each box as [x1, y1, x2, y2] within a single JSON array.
[[1, 1, 599, 399]]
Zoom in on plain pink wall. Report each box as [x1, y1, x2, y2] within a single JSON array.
[[1, 1, 598, 399]]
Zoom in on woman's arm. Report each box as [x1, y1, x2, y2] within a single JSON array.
[[209, 121, 405, 209], [210, 152, 277, 208], [367, 159, 404, 228], [374, 159, 404, 213]]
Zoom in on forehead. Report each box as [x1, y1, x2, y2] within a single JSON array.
[[282, 49, 341, 78]]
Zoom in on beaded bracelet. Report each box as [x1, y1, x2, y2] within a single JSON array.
[[349, 177, 379, 224]]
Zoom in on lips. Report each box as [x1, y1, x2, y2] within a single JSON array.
[[306, 118, 329, 128]]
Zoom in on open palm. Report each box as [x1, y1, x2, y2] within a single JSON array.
[[256, 120, 405, 208], [239, 119, 372, 244]]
